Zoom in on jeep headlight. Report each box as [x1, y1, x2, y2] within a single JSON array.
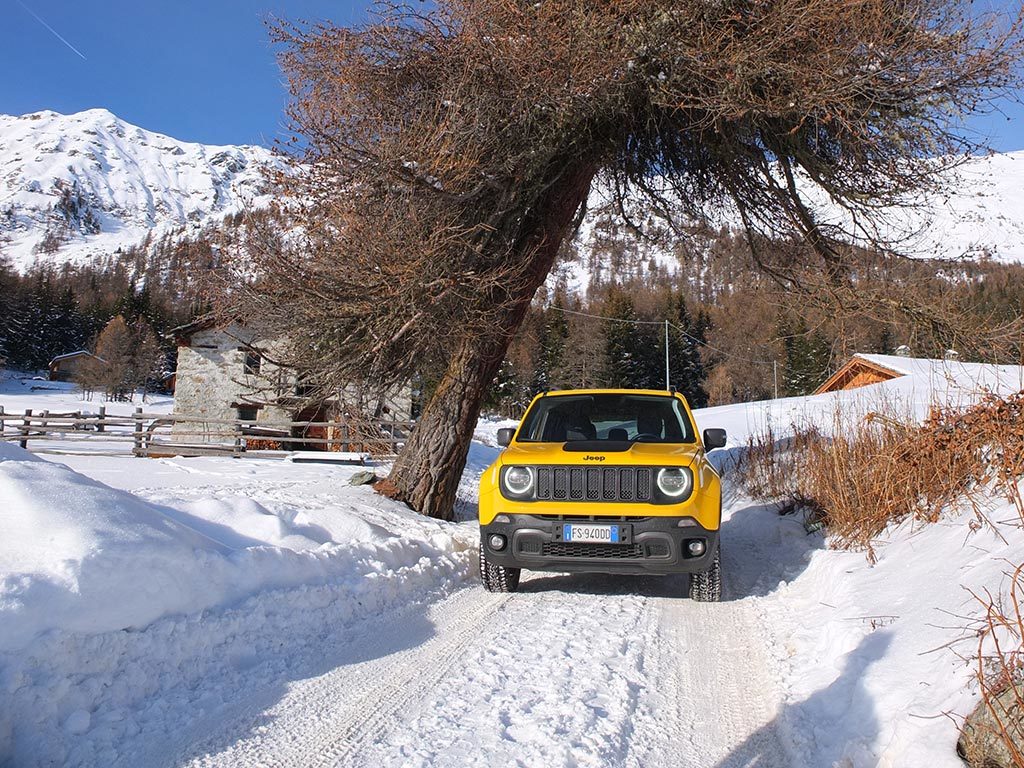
[[657, 467, 693, 499], [501, 466, 534, 498]]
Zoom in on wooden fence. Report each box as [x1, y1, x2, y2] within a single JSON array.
[[0, 404, 414, 458]]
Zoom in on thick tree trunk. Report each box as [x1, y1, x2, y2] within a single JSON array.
[[388, 160, 598, 519]]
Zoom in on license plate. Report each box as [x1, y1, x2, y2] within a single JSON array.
[[564, 524, 620, 543]]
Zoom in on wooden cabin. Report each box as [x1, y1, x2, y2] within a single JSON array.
[[814, 354, 907, 395], [48, 351, 102, 382]]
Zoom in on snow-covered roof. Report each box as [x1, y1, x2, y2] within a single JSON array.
[[853, 353, 1024, 392], [48, 350, 96, 365]]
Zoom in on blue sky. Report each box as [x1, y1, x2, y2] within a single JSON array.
[[2, 0, 369, 146], [2, 0, 1023, 150]]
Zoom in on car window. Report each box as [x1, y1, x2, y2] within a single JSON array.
[[516, 394, 695, 443]]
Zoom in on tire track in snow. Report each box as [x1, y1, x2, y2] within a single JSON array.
[[624, 597, 789, 767], [171, 588, 509, 768], [170, 570, 789, 767], [350, 578, 654, 768]]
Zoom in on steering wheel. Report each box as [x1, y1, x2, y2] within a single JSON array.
[[631, 433, 661, 443]]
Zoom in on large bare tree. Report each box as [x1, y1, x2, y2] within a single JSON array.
[[224, 0, 1021, 519]]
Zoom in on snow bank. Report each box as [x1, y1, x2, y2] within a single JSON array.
[[0, 445, 477, 766], [695, 356, 1024, 466], [694, 360, 1024, 766], [0, 443, 224, 649], [2, 442, 463, 652], [775, 504, 1020, 765]]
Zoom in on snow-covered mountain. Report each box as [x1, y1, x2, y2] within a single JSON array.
[[0, 109, 285, 269], [1, 108, 1022, 277], [821, 149, 1024, 264]]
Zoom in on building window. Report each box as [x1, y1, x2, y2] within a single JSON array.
[[294, 372, 316, 397], [237, 406, 258, 422], [240, 348, 261, 375]]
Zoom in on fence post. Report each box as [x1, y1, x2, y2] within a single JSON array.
[[40, 410, 49, 438], [20, 409, 32, 450], [97, 405, 106, 433], [233, 420, 244, 457], [133, 407, 144, 456], [0, 404, 4, 438]]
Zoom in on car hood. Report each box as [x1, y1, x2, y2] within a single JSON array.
[[499, 442, 702, 467]]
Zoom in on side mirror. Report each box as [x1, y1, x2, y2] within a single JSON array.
[[496, 427, 515, 447], [703, 428, 727, 450]]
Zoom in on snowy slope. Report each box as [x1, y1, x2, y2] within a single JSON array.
[[0, 109, 285, 269], [555, 151, 1024, 294], [886, 151, 1024, 263], [2, 108, 1023, 282]]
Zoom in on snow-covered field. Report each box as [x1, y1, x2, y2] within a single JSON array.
[[0, 371, 174, 416], [1, 363, 1022, 767]]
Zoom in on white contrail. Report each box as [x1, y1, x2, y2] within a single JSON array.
[[15, 0, 88, 60]]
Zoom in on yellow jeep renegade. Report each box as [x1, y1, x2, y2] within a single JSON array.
[[478, 389, 727, 601]]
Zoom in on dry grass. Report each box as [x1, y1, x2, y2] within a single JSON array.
[[736, 391, 1024, 555]]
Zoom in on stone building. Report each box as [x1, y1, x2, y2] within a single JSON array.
[[169, 318, 414, 447]]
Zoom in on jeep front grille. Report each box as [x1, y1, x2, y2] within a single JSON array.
[[535, 466, 654, 503], [541, 542, 643, 559]]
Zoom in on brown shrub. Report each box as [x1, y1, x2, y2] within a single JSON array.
[[737, 391, 1024, 553], [735, 422, 821, 511]]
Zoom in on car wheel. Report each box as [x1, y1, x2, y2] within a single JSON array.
[[479, 542, 521, 593], [688, 548, 722, 602]]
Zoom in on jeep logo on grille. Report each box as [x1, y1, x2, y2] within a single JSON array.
[[583, 455, 606, 461]]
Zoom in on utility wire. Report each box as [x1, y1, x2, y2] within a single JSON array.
[[547, 304, 777, 366]]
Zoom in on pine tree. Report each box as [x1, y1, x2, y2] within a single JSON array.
[[485, 358, 532, 418], [602, 288, 659, 389], [532, 289, 569, 392], [780, 316, 831, 396], [877, 326, 896, 355], [662, 291, 709, 406]]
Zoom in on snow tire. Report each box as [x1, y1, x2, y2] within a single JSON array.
[[479, 543, 521, 593], [688, 548, 722, 602]]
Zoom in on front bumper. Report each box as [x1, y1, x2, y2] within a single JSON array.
[[480, 514, 719, 575]]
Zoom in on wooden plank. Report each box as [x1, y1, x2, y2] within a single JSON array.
[[19, 409, 31, 449], [133, 407, 144, 456]]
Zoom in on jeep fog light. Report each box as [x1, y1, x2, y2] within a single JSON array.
[[686, 539, 706, 557], [489, 534, 507, 551], [657, 467, 692, 498]]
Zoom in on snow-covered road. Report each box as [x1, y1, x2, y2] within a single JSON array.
[[7, 379, 1023, 766], [163, 569, 788, 768], [93, 450, 793, 768]]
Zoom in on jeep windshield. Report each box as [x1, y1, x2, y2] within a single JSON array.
[[516, 394, 696, 444]]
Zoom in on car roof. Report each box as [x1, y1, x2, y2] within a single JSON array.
[[539, 389, 677, 397]]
